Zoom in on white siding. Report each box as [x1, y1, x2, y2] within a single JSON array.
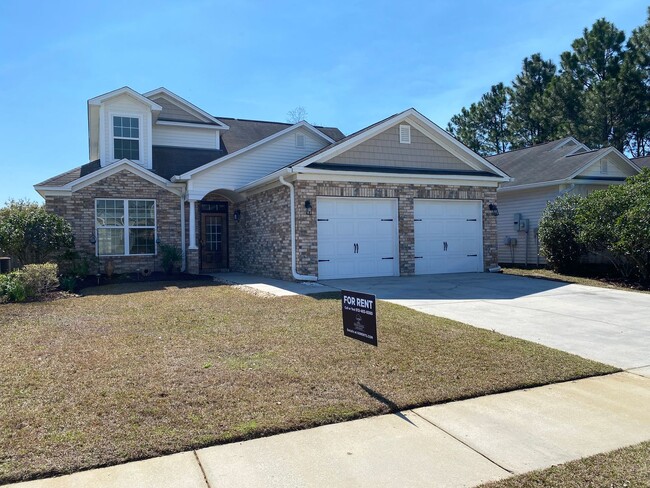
[[578, 156, 636, 178], [152, 125, 218, 149], [100, 94, 153, 169], [497, 186, 561, 265], [189, 128, 327, 198]]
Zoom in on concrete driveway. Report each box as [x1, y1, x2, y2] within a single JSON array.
[[321, 273, 650, 372]]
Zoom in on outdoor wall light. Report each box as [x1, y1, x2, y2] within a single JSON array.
[[489, 203, 499, 216], [305, 200, 312, 215], [233, 209, 241, 221], [89, 233, 96, 245], [155, 237, 161, 245]]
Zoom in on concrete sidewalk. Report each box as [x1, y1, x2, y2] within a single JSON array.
[[11, 372, 650, 488]]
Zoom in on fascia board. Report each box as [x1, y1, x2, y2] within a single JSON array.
[[566, 147, 638, 180], [88, 86, 163, 111], [156, 120, 227, 130], [66, 160, 182, 195]]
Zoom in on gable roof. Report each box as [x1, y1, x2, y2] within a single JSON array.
[[287, 108, 510, 179], [88, 86, 163, 111], [143, 88, 229, 129], [217, 117, 344, 154], [487, 138, 639, 189], [176, 121, 338, 180], [35, 159, 183, 197]]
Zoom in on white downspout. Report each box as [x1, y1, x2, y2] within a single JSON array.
[[279, 175, 318, 281], [180, 191, 186, 272]]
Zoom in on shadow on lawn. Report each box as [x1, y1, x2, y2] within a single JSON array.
[[359, 383, 417, 426], [80, 278, 219, 296]]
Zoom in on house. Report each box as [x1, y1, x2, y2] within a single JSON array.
[[34, 86, 510, 281], [487, 137, 643, 266]]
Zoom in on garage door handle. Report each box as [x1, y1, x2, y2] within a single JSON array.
[[381, 219, 393, 221], [443, 242, 448, 251], [414, 218, 422, 222], [415, 256, 423, 259], [317, 218, 329, 222], [466, 219, 477, 221], [353, 243, 359, 253], [318, 259, 330, 262], [466, 254, 478, 257], [381, 257, 394, 260]]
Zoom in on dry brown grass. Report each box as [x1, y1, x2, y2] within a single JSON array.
[[481, 441, 650, 487], [0, 281, 617, 484], [503, 268, 650, 294]]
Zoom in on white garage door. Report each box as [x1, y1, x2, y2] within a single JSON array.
[[317, 197, 399, 279], [414, 200, 483, 275]]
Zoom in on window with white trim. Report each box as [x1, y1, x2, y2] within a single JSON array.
[[113, 116, 140, 160], [95, 199, 156, 256], [399, 124, 411, 144]]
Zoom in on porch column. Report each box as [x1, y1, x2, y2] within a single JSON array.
[[189, 199, 198, 249]]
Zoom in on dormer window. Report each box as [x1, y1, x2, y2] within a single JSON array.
[[113, 116, 140, 161]]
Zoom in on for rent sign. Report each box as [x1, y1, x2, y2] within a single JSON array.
[[341, 290, 377, 346]]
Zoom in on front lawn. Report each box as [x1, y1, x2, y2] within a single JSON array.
[[0, 281, 617, 483], [481, 440, 650, 487]]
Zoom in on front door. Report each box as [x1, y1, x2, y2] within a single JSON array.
[[200, 202, 228, 272]]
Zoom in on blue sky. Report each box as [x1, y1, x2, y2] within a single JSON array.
[[0, 0, 646, 203]]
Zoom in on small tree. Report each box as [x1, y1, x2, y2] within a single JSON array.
[[0, 200, 74, 266], [286, 106, 308, 124], [538, 194, 585, 272]]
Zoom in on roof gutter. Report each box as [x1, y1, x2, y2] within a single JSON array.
[[278, 175, 318, 282]]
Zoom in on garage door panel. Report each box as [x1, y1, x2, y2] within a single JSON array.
[[317, 197, 398, 279], [414, 200, 482, 275]]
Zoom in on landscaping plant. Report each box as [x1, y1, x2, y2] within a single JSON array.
[[0, 199, 74, 266], [538, 193, 585, 273], [160, 244, 182, 274]]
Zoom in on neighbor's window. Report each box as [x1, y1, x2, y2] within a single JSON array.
[[113, 116, 140, 160], [95, 199, 155, 256]]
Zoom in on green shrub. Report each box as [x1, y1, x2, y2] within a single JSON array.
[[577, 169, 650, 282], [59, 275, 78, 292], [0, 273, 27, 302], [17, 263, 59, 297], [538, 194, 586, 273], [160, 244, 182, 274], [0, 199, 74, 266]]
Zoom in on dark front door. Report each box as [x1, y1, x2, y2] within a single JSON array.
[[200, 203, 228, 272]]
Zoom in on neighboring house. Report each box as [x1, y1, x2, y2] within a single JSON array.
[[632, 155, 650, 170], [35, 86, 510, 281], [487, 137, 643, 266]]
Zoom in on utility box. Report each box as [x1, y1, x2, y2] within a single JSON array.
[[0, 257, 11, 274], [504, 236, 517, 246], [513, 213, 522, 231], [519, 218, 530, 233]]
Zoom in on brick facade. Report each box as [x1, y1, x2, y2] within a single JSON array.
[[46, 170, 498, 281], [293, 180, 498, 278], [45, 170, 182, 275], [229, 185, 293, 280]]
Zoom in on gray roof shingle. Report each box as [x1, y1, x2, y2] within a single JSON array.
[[36, 119, 346, 188], [486, 138, 614, 188], [632, 156, 650, 169]]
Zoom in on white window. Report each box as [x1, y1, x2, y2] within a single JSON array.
[[600, 159, 608, 174], [399, 124, 411, 144], [295, 133, 305, 148], [113, 116, 140, 160], [95, 199, 156, 256]]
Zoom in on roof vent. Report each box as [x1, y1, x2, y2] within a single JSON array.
[[399, 125, 411, 144], [296, 133, 305, 148], [600, 159, 608, 174]]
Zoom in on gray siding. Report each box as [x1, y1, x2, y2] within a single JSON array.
[[327, 123, 474, 171], [497, 186, 560, 265]]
